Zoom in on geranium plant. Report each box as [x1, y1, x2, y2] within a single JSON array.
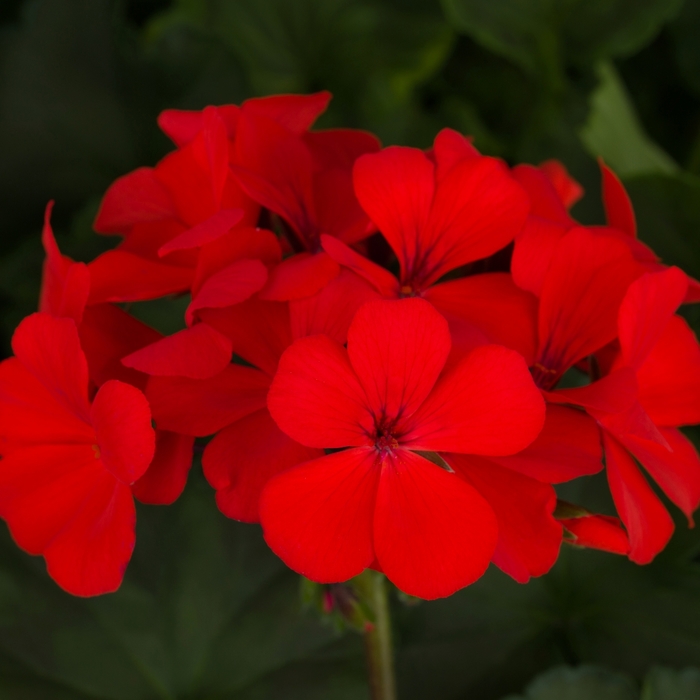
[[1, 92, 698, 700]]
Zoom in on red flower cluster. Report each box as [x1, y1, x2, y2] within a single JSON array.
[[2, 92, 699, 599]]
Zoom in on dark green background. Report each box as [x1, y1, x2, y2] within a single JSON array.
[[0, 1, 699, 697]]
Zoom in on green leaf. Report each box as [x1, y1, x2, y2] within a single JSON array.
[[642, 667, 700, 700], [0, 472, 367, 699], [624, 172, 700, 280], [502, 665, 638, 700], [580, 62, 678, 177], [440, 0, 683, 78], [147, 0, 454, 144]]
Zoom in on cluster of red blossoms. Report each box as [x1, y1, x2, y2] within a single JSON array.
[[2, 91, 700, 600]]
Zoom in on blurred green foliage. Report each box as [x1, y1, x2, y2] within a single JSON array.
[[1, 0, 700, 697]]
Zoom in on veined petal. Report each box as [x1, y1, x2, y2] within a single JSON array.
[[420, 156, 528, 286], [537, 228, 638, 375], [260, 447, 379, 582], [347, 298, 451, 426], [374, 449, 497, 599], [268, 335, 370, 449], [353, 147, 434, 283], [403, 345, 544, 456]]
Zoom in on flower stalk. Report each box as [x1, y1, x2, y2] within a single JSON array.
[[360, 570, 397, 700]]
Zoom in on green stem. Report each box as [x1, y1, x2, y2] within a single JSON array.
[[363, 571, 397, 700]]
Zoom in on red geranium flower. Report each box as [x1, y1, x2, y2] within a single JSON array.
[[261, 298, 546, 599], [0, 313, 156, 595]]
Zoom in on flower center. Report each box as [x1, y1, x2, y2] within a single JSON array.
[[375, 431, 399, 453]]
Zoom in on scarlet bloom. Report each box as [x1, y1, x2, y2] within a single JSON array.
[[261, 298, 545, 599], [0, 313, 156, 595]]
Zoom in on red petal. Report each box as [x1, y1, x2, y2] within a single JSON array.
[[186, 258, 268, 324], [512, 164, 572, 227], [44, 477, 135, 596], [200, 298, 291, 377], [39, 201, 90, 323], [544, 368, 638, 414], [147, 365, 269, 436], [432, 128, 480, 182], [260, 447, 379, 582], [353, 147, 434, 283], [203, 409, 321, 522], [347, 298, 451, 424], [91, 380, 156, 484], [537, 228, 638, 375], [600, 160, 636, 237], [197, 106, 229, 208], [94, 167, 175, 234], [420, 156, 528, 286], [268, 335, 370, 449], [511, 216, 567, 297], [259, 252, 340, 301], [88, 251, 193, 304], [560, 513, 629, 554], [0, 359, 94, 450], [492, 404, 602, 483], [0, 444, 103, 554], [425, 273, 538, 366], [243, 91, 331, 134], [604, 431, 674, 564], [290, 269, 382, 345], [620, 428, 700, 523], [79, 304, 162, 391], [132, 431, 194, 505], [321, 234, 399, 297], [157, 208, 244, 256], [618, 267, 687, 369], [403, 345, 545, 456], [448, 454, 561, 583], [303, 128, 381, 171], [192, 226, 281, 291], [374, 449, 497, 599], [636, 315, 700, 426], [158, 108, 212, 147], [539, 160, 584, 209], [12, 313, 91, 421], [122, 323, 232, 380], [233, 113, 316, 240]]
